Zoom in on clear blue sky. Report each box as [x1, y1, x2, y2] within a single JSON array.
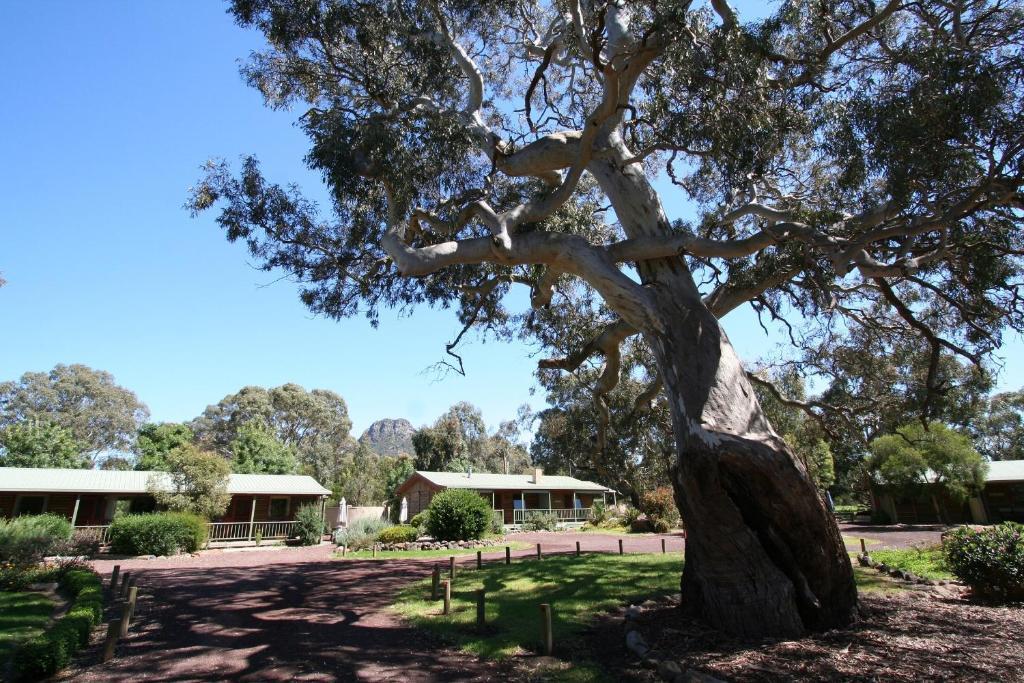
[[1, 2, 1021, 436]]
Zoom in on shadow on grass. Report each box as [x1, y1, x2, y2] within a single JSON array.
[[0, 590, 55, 661], [393, 553, 682, 661]]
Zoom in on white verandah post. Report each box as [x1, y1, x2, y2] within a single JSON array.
[[248, 497, 257, 541], [70, 494, 81, 527]]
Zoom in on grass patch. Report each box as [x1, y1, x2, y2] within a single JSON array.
[[335, 541, 531, 561], [853, 566, 908, 594], [870, 546, 953, 580], [842, 535, 881, 547], [577, 524, 634, 535], [0, 590, 54, 662], [392, 552, 681, 678]]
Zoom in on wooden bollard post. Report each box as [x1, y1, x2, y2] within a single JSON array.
[[127, 585, 139, 624], [540, 603, 553, 655], [536, 543, 542, 560], [661, 538, 666, 554], [477, 550, 482, 570], [443, 580, 452, 615], [431, 565, 441, 599], [449, 556, 456, 580], [476, 589, 486, 631], [618, 539, 624, 555], [372, 544, 377, 558], [119, 572, 132, 599], [102, 620, 121, 662], [342, 544, 347, 557], [119, 600, 132, 637], [575, 541, 580, 557], [860, 538, 867, 554], [110, 565, 121, 591], [505, 546, 511, 565]]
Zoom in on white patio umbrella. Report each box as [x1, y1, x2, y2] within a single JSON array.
[[399, 496, 409, 523], [339, 497, 348, 527]]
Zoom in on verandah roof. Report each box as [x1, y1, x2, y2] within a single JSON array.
[[0, 467, 330, 496], [410, 470, 614, 493]]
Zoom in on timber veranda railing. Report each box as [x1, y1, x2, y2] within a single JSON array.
[[512, 508, 594, 524], [74, 521, 299, 545], [207, 520, 298, 542], [73, 525, 112, 545]]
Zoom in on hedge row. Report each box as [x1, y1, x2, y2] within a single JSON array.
[[12, 569, 103, 680], [108, 512, 208, 556]]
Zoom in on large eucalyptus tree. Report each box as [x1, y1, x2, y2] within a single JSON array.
[[193, 0, 1024, 636]]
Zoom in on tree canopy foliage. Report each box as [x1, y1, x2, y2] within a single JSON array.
[[0, 421, 88, 469], [148, 444, 232, 520], [191, 383, 353, 482], [412, 401, 531, 474], [136, 422, 195, 471], [230, 421, 299, 474], [869, 421, 988, 507], [0, 364, 149, 461]]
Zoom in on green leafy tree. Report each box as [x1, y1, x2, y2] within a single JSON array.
[[193, 0, 1024, 637], [972, 389, 1024, 461], [0, 364, 149, 461], [0, 421, 88, 469], [869, 422, 988, 521], [190, 384, 353, 484], [334, 442, 388, 506], [230, 421, 298, 474], [136, 422, 195, 471], [148, 444, 231, 520], [99, 456, 133, 471]]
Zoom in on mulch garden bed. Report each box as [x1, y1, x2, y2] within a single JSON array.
[[590, 582, 1024, 682]]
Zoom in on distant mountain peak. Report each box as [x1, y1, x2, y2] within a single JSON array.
[[359, 418, 415, 457]]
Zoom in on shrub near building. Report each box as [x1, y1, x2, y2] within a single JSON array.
[[108, 512, 207, 556], [943, 522, 1024, 602], [425, 489, 491, 541]]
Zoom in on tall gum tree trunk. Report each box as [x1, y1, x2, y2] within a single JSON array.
[[588, 137, 857, 638]]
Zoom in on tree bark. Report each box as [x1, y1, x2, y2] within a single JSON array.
[[587, 136, 857, 638]]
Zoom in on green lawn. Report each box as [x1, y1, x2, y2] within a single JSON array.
[[334, 541, 531, 561], [392, 552, 682, 680], [869, 546, 954, 580], [0, 590, 55, 662]]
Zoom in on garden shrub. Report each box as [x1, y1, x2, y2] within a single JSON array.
[[489, 510, 505, 535], [640, 487, 680, 532], [12, 568, 103, 680], [943, 522, 1024, 602], [589, 500, 610, 525], [425, 489, 491, 541], [293, 503, 325, 546], [629, 517, 654, 533], [409, 511, 429, 531], [377, 525, 419, 544], [0, 514, 75, 588], [108, 512, 208, 556], [522, 511, 559, 532], [334, 517, 389, 550], [622, 505, 642, 526]]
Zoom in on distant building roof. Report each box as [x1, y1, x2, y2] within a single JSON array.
[[404, 470, 614, 493], [0, 467, 330, 496], [987, 460, 1024, 483]]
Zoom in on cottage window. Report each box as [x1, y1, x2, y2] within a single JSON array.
[[269, 497, 290, 520], [15, 496, 46, 516]]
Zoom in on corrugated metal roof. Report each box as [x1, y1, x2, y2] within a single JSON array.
[[412, 470, 613, 492], [0, 467, 330, 496], [987, 460, 1024, 482]]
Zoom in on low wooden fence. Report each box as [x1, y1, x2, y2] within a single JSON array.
[[207, 520, 297, 542]]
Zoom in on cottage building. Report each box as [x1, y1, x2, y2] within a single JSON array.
[[0, 467, 330, 543], [395, 468, 617, 526], [871, 459, 1024, 524]]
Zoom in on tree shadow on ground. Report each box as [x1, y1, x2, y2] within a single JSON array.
[[61, 559, 508, 682]]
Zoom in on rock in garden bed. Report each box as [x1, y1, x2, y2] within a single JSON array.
[[376, 539, 504, 552]]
